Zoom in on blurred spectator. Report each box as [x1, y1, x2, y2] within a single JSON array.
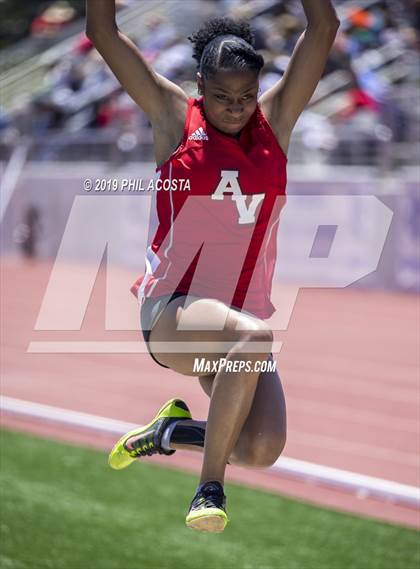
[[139, 14, 179, 53], [73, 34, 94, 57], [153, 40, 194, 81], [346, 84, 381, 116], [30, 1, 76, 39], [2, 0, 418, 165], [13, 205, 43, 259]]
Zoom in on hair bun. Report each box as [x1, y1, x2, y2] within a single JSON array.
[[188, 17, 255, 66]]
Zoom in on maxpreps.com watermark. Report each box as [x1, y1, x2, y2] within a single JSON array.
[[193, 357, 277, 374], [83, 178, 191, 192]]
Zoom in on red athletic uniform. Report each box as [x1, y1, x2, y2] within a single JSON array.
[[130, 96, 287, 319]]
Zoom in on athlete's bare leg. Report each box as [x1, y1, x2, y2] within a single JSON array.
[[147, 295, 283, 484], [166, 355, 286, 468], [198, 355, 287, 467]]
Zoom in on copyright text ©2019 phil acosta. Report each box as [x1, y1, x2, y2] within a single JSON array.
[[83, 178, 191, 192]]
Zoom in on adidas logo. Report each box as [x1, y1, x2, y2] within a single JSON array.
[[188, 127, 209, 141]]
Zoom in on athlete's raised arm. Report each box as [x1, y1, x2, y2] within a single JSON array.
[[85, 0, 188, 126], [259, 0, 339, 153]]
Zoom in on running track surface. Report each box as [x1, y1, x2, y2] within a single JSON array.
[[1, 257, 419, 529]]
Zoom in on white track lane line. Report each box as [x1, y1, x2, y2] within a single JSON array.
[[288, 431, 418, 466], [1, 396, 419, 508]]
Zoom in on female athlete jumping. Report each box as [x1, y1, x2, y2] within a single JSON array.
[[86, 0, 339, 533]]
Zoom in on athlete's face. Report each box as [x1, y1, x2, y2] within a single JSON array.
[[198, 69, 259, 136]]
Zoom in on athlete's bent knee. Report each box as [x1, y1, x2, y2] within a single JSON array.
[[249, 440, 285, 468], [241, 433, 286, 468], [237, 326, 273, 357]]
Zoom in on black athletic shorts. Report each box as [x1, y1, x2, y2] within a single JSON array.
[[140, 292, 273, 370], [140, 292, 187, 369]]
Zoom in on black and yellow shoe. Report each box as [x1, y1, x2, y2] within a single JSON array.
[[186, 481, 228, 533], [108, 398, 191, 470]]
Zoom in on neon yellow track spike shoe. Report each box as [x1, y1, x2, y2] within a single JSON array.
[[108, 398, 192, 470], [186, 481, 229, 533]]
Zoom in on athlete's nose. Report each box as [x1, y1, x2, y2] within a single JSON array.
[[227, 104, 244, 118]]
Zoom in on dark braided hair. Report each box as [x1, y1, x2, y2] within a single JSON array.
[[188, 17, 264, 80]]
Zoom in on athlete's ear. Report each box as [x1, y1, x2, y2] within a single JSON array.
[[196, 72, 204, 95]]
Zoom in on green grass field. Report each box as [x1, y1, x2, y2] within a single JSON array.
[[1, 429, 419, 569]]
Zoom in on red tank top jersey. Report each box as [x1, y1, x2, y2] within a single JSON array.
[[130, 96, 287, 319]]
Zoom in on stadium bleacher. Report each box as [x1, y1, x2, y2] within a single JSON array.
[[0, 0, 419, 166]]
